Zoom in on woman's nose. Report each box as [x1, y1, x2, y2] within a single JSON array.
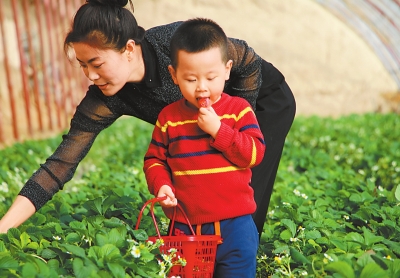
[[87, 68, 99, 81]]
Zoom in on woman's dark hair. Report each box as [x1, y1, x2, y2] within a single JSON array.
[[169, 18, 229, 68], [64, 0, 145, 56]]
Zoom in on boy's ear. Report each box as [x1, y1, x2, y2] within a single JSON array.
[[225, 59, 233, 80], [168, 65, 179, 85]]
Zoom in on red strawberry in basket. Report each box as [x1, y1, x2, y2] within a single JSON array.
[[198, 97, 210, 108]]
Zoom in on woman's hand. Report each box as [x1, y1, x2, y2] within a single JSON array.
[[0, 195, 36, 233], [198, 106, 221, 138], [157, 185, 177, 207]]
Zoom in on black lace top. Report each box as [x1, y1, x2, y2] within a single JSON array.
[[19, 21, 265, 210]]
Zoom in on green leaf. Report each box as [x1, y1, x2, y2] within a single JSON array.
[[395, 185, 400, 202], [20, 232, 31, 249], [325, 261, 355, 278], [0, 242, 5, 252], [108, 262, 125, 278], [41, 248, 58, 259], [280, 229, 292, 241], [281, 219, 297, 237], [47, 259, 60, 271], [371, 254, 389, 270], [7, 228, 21, 241], [72, 258, 98, 278], [100, 244, 121, 262], [85, 197, 103, 215], [359, 263, 388, 278], [305, 230, 322, 240], [132, 229, 148, 241], [65, 232, 81, 244], [60, 244, 87, 258], [345, 232, 365, 245], [0, 255, 18, 270], [308, 239, 322, 253], [363, 227, 384, 247], [330, 238, 348, 252], [289, 246, 311, 265], [22, 262, 38, 277]]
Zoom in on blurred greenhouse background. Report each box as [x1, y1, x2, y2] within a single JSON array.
[[0, 0, 399, 148]]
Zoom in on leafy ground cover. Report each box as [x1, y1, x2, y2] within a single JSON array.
[[0, 113, 399, 277]]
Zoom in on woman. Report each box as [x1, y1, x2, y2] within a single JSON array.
[[0, 0, 296, 236]]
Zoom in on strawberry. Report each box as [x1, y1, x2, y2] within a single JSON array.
[[198, 97, 210, 108]]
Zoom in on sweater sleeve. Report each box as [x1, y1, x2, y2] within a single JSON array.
[[224, 38, 263, 110], [210, 101, 265, 168], [18, 86, 122, 210], [143, 117, 174, 196]]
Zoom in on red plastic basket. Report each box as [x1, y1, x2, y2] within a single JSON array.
[[135, 197, 221, 278]]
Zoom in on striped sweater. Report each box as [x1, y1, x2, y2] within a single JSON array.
[[143, 93, 265, 224]]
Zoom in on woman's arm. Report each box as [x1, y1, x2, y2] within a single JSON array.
[[1, 86, 122, 229], [0, 196, 35, 233]]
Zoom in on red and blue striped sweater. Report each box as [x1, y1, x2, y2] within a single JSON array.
[[143, 93, 266, 224]]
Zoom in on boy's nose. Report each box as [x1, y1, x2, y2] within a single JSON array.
[[196, 81, 207, 92]]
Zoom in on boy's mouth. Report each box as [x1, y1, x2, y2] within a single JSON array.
[[197, 97, 210, 108]]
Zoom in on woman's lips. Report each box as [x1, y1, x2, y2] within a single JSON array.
[[97, 83, 108, 90]]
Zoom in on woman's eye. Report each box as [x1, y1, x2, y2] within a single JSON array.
[[208, 77, 216, 81], [79, 64, 87, 68], [93, 64, 103, 69]]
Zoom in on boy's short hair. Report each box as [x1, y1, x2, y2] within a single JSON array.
[[170, 18, 229, 68]]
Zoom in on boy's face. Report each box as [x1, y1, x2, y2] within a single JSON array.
[[168, 47, 232, 109]]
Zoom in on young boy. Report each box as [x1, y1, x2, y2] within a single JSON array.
[[143, 18, 265, 277]]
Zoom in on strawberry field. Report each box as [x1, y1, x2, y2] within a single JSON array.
[[0, 113, 399, 277]]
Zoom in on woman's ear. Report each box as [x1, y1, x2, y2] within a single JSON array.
[[125, 40, 136, 60], [168, 65, 179, 85]]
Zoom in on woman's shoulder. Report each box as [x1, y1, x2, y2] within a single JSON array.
[[145, 21, 182, 39]]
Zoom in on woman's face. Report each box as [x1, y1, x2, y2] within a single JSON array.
[[73, 43, 133, 96]]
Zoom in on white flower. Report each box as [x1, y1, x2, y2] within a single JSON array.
[[131, 246, 141, 258], [53, 236, 61, 241], [132, 168, 139, 175], [0, 182, 9, 193], [324, 253, 334, 261]]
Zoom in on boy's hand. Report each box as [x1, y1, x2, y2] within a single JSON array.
[[157, 185, 177, 207], [198, 106, 221, 138]]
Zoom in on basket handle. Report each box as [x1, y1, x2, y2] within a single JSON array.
[[135, 196, 196, 238]]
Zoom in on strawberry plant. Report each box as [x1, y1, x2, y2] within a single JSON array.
[[1, 114, 399, 277]]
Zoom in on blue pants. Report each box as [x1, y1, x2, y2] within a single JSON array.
[[170, 215, 259, 277]]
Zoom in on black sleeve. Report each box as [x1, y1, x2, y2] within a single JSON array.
[[224, 38, 263, 110], [19, 86, 122, 210]]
